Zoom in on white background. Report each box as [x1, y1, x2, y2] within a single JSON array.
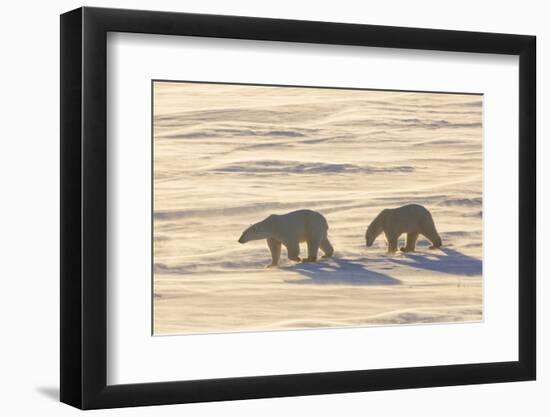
[[0, 0, 545, 416], [108, 34, 518, 384]]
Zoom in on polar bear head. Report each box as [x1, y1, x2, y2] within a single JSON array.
[[365, 210, 387, 247], [238, 217, 273, 243]]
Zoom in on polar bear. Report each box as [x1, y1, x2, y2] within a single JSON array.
[[238, 209, 334, 267], [365, 204, 442, 253]]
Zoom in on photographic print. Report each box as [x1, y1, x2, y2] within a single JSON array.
[[152, 81, 483, 335]]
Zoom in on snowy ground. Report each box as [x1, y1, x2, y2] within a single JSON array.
[[153, 81, 483, 335]]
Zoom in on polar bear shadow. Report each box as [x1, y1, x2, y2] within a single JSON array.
[[284, 257, 401, 286], [387, 247, 482, 276]]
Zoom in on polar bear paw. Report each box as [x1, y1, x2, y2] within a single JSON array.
[[301, 256, 318, 263]]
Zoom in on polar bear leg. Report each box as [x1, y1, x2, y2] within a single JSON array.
[[400, 232, 419, 252], [304, 238, 320, 262], [320, 237, 334, 258], [285, 241, 301, 262], [266, 238, 281, 267], [386, 232, 399, 254]]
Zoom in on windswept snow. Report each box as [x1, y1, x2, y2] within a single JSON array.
[[153, 82, 483, 335]]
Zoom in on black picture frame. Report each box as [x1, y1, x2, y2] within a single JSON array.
[[60, 6, 536, 410]]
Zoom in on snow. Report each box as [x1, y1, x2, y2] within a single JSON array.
[[153, 82, 483, 335]]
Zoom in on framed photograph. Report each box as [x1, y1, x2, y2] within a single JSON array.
[[60, 6, 536, 409]]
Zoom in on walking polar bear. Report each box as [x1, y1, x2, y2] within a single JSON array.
[[238, 209, 334, 267], [365, 204, 442, 253]]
